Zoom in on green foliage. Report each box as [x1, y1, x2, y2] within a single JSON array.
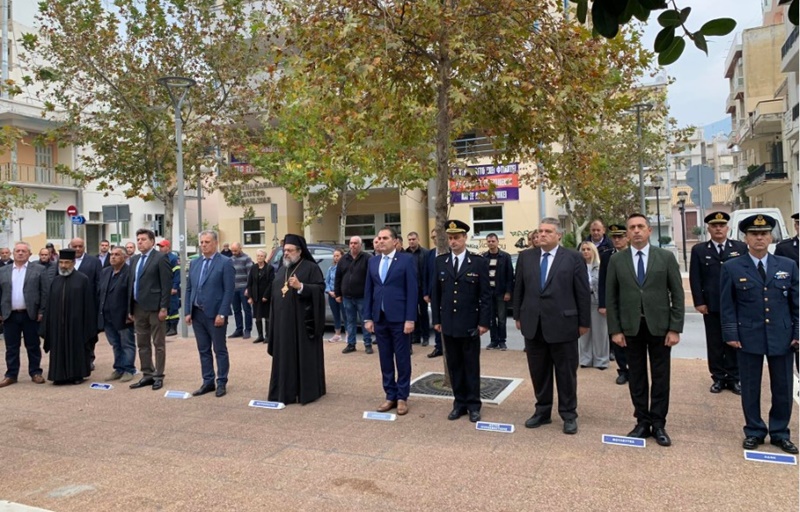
[[659, 235, 672, 245], [562, 232, 577, 250]]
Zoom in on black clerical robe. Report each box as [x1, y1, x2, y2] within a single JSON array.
[[44, 270, 96, 383], [267, 259, 326, 404]]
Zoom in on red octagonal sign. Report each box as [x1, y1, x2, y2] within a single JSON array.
[[67, 205, 78, 217]]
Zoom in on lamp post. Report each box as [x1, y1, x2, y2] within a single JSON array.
[[677, 190, 688, 271], [652, 175, 663, 247], [158, 75, 196, 338], [627, 102, 654, 213]]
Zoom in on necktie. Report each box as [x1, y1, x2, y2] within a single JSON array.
[[636, 251, 645, 286], [380, 255, 389, 282], [135, 253, 147, 301], [196, 258, 211, 307], [718, 244, 724, 257], [757, 260, 766, 281], [540, 252, 549, 291], [453, 255, 460, 275]]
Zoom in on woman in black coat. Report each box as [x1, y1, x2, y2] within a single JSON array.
[[246, 249, 275, 343]]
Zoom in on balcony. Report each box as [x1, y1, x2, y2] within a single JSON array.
[[784, 103, 799, 141], [781, 25, 799, 74], [724, 36, 742, 79], [0, 163, 78, 188], [745, 161, 790, 197], [750, 99, 784, 136]]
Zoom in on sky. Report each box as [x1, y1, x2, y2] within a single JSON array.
[[15, 1, 766, 130]]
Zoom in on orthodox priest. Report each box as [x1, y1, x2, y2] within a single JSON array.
[[44, 249, 96, 384], [267, 234, 326, 404]]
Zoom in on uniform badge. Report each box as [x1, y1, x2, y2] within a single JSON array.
[[729, 252, 740, 257], [739, 278, 747, 282], [466, 272, 478, 277], [705, 256, 711, 259], [775, 271, 790, 280]]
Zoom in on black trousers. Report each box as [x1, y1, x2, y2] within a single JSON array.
[[739, 350, 793, 440], [525, 324, 578, 420], [611, 338, 628, 376], [412, 292, 430, 343], [626, 318, 672, 428], [443, 334, 482, 412], [703, 312, 738, 383]]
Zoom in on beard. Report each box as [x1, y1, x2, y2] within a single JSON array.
[[58, 267, 74, 276], [283, 253, 300, 266]]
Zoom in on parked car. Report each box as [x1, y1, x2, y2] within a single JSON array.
[[728, 207, 788, 253]]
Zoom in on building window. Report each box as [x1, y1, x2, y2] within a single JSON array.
[[35, 144, 53, 183], [383, 213, 401, 233], [46, 210, 64, 238], [472, 205, 504, 237], [120, 221, 130, 239], [345, 214, 376, 238], [242, 217, 265, 246]]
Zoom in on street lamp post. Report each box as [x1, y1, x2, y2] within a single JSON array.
[[627, 102, 654, 213], [677, 190, 688, 271], [652, 175, 663, 247], [158, 76, 196, 338]]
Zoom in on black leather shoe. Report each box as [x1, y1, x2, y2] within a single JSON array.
[[165, 328, 178, 337], [742, 436, 764, 450], [365, 346, 374, 355], [253, 337, 265, 344], [229, 330, 243, 338], [427, 348, 443, 358], [342, 344, 356, 354], [192, 383, 216, 396], [770, 438, 799, 454], [710, 381, 723, 393], [448, 408, 466, 421], [729, 382, 742, 395], [215, 383, 227, 397], [524, 414, 552, 429], [469, 410, 481, 423], [151, 379, 163, 391], [615, 373, 628, 385], [421, 340, 429, 347], [653, 427, 671, 446], [563, 419, 578, 435], [130, 377, 155, 389], [627, 424, 651, 438]]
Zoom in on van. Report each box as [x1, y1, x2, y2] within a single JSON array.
[[728, 208, 789, 253]]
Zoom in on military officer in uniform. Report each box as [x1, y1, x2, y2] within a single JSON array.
[[689, 211, 747, 395], [775, 212, 798, 265], [597, 223, 630, 384], [721, 214, 799, 454], [431, 220, 491, 423]]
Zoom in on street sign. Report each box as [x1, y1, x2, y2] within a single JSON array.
[[66, 205, 78, 217], [110, 234, 121, 244], [685, 165, 715, 209], [71, 215, 86, 225]]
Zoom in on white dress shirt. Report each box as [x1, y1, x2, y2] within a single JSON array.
[[631, 244, 650, 273], [11, 262, 27, 311]]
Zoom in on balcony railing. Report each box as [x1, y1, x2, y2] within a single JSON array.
[[782, 26, 799, 59], [0, 163, 78, 187], [747, 162, 788, 189]]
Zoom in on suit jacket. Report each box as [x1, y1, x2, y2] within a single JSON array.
[[76, 254, 102, 299], [481, 249, 515, 296], [431, 252, 491, 337], [605, 246, 684, 337], [363, 251, 418, 324], [128, 249, 173, 313], [689, 238, 747, 313], [97, 252, 112, 268], [185, 252, 235, 321], [775, 236, 799, 265], [720, 253, 798, 356], [512, 246, 591, 343], [98, 264, 132, 331], [0, 263, 48, 321]]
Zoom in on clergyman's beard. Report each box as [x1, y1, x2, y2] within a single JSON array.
[[283, 253, 300, 266], [58, 267, 74, 276]]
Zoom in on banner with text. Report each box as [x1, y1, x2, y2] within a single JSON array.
[[450, 163, 520, 203]]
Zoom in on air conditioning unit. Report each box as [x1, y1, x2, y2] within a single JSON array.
[[143, 213, 154, 222]]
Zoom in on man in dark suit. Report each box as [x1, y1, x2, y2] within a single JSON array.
[[97, 239, 111, 268], [585, 219, 613, 255], [482, 232, 514, 350], [406, 231, 429, 347], [513, 217, 590, 435], [689, 211, 747, 395], [98, 246, 136, 382], [128, 228, 173, 390], [423, 228, 444, 358], [71, 237, 102, 369], [364, 226, 417, 416], [185, 230, 235, 398], [0, 247, 11, 266], [0, 242, 48, 387], [597, 223, 630, 384], [432, 220, 491, 423], [721, 213, 799, 454], [775, 212, 798, 264], [606, 213, 684, 447]]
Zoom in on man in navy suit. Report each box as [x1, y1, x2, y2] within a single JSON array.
[[721, 213, 799, 454], [185, 230, 235, 398], [364, 226, 418, 416], [775, 212, 799, 264]]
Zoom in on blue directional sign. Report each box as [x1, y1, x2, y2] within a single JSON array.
[[71, 215, 86, 225], [249, 400, 286, 410], [476, 421, 515, 433], [685, 165, 715, 209], [89, 382, 113, 391], [363, 411, 396, 421], [602, 434, 646, 448], [744, 450, 797, 465], [164, 390, 191, 399]]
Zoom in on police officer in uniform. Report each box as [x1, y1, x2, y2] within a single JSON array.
[[721, 214, 799, 454], [689, 212, 747, 395], [431, 220, 491, 423], [775, 212, 799, 265]]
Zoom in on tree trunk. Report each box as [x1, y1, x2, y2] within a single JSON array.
[[338, 182, 347, 244], [162, 188, 175, 242]]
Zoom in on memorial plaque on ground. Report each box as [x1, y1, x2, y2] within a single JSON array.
[[602, 434, 646, 448]]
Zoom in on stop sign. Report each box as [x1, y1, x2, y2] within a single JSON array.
[[67, 205, 78, 217]]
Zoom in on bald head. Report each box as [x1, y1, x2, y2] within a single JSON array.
[[230, 242, 242, 256], [70, 238, 86, 258]]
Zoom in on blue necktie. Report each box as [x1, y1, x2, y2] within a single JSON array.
[[637, 251, 645, 286], [135, 253, 147, 301], [540, 252, 549, 291], [380, 255, 389, 282], [196, 258, 210, 307]]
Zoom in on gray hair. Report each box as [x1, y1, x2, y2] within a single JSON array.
[[256, 249, 268, 257], [13, 241, 31, 252], [199, 230, 219, 241], [540, 217, 563, 235], [349, 236, 363, 245]]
